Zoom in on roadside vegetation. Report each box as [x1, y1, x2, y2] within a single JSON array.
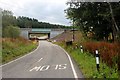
[[82, 41, 120, 68], [65, 2, 120, 42], [54, 31, 119, 78], [58, 42, 118, 78], [57, 1, 120, 78], [0, 39, 2, 64], [1, 25, 38, 64], [2, 37, 37, 64], [1, 10, 38, 64]]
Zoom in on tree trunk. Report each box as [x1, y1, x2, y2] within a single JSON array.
[[108, 3, 119, 42]]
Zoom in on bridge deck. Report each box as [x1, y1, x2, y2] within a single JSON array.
[[29, 29, 51, 34]]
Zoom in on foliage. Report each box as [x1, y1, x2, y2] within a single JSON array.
[[1, 9, 68, 29], [53, 24, 119, 78], [82, 41, 120, 68], [17, 16, 68, 29], [2, 37, 37, 64], [3, 25, 20, 38], [58, 42, 118, 78], [0, 38, 2, 64], [65, 2, 120, 41], [2, 10, 17, 28]]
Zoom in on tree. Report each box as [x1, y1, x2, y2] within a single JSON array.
[[3, 26, 20, 38], [108, 2, 120, 41], [2, 9, 68, 31], [2, 10, 17, 28], [65, 1, 120, 41]]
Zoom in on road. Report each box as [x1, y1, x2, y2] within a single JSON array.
[[2, 41, 84, 79]]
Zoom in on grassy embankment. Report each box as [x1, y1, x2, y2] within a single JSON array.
[[53, 31, 119, 78], [1, 37, 38, 64]]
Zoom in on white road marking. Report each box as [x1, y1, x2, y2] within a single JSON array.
[[54, 65, 59, 70], [40, 65, 50, 71], [58, 64, 67, 70], [2, 41, 78, 79], [0, 41, 41, 67], [38, 58, 43, 62], [55, 44, 78, 79], [29, 66, 41, 72], [29, 65, 50, 72], [29, 64, 67, 72], [53, 64, 67, 70]]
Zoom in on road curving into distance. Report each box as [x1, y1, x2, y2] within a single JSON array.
[[2, 41, 84, 79]]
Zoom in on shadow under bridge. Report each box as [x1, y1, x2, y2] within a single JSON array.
[[28, 29, 51, 40]]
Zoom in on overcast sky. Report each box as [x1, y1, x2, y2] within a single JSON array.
[[0, 0, 71, 26]]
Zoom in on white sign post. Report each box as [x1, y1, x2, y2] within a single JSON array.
[[96, 50, 100, 72], [80, 46, 83, 53]]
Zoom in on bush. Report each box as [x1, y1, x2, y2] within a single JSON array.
[[82, 42, 120, 68], [59, 42, 119, 78], [3, 25, 20, 38]]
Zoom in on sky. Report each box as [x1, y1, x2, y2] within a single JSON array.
[[0, 0, 71, 26]]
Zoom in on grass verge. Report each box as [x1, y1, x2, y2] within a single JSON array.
[[57, 42, 118, 78], [2, 38, 38, 64]]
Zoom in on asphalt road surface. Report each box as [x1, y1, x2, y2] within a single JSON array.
[[2, 41, 84, 79]]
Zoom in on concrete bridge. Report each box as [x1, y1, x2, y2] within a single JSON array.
[[20, 28, 64, 40]]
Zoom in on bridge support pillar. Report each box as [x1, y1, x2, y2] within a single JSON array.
[[48, 33, 50, 39]]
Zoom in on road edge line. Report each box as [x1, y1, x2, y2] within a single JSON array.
[[55, 44, 78, 79], [0, 41, 40, 67]]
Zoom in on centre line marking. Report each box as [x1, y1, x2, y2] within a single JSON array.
[[38, 58, 43, 62]]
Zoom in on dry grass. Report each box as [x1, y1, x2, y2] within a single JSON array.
[[51, 30, 83, 42], [82, 41, 120, 68], [2, 37, 37, 64]]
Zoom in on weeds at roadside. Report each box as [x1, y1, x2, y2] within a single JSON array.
[[2, 38, 38, 64], [57, 42, 119, 78]]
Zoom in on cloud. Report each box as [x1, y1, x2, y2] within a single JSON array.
[[0, 0, 70, 26]]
